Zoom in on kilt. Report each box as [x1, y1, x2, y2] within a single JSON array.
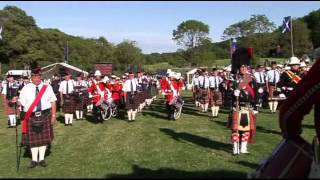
[[268, 84, 277, 99], [85, 94, 92, 106], [137, 91, 145, 104], [62, 94, 75, 113], [194, 86, 200, 101], [4, 98, 17, 115], [21, 110, 54, 147], [198, 88, 209, 104], [210, 89, 223, 106], [74, 94, 86, 111], [125, 92, 139, 110]]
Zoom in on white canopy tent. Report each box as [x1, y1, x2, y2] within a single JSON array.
[[41, 62, 89, 79], [185, 68, 198, 90]]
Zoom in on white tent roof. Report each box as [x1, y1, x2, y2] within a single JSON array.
[[41, 62, 88, 75], [6, 70, 31, 76], [186, 68, 198, 75]]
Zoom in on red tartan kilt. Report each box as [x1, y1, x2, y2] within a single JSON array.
[[21, 112, 54, 147], [85, 95, 92, 106], [199, 88, 209, 104], [210, 89, 222, 106], [62, 95, 75, 113], [4, 98, 18, 115]]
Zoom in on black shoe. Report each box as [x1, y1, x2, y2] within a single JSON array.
[[29, 161, 38, 168], [65, 124, 68, 126], [70, 124, 73, 126], [39, 160, 47, 167]]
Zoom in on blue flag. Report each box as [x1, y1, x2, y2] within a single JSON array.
[[282, 16, 291, 33]]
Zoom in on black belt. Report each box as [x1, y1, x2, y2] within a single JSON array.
[[31, 109, 51, 118]]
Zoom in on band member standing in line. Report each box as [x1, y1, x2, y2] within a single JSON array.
[[265, 61, 281, 113], [2, 74, 19, 128], [209, 68, 223, 118], [122, 72, 139, 122], [59, 70, 76, 126], [19, 65, 57, 168]]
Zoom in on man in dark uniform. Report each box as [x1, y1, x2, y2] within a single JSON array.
[[229, 48, 257, 155], [279, 57, 301, 98], [19, 64, 57, 168], [50, 74, 61, 110]]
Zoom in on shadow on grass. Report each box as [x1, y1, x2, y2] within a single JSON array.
[[236, 160, 259, 169], [106, 164, 247, 178], [302, 124, 314, 129], [159, 128, 231, 153], [255, 126, 281, 135]]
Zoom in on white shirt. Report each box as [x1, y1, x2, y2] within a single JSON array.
[[254, 71, 266, 84], [59, 80, 75, 94], [192, 75, 199, 86], [197, 75, 210, 88], [19, 83, 57, 112], [122, 79, 138, 92], [265, 69, 280, 83], [209, 76, 223, 88]]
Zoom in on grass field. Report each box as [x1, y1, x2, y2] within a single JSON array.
[[0, 91, 315, 178]]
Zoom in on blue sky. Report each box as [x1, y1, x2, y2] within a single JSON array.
[[0, 1, 319, 54]]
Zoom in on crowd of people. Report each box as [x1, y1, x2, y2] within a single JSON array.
[[0, 49, 316, 168]]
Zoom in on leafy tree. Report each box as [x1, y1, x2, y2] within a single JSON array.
[[172, 20, 210, 49]]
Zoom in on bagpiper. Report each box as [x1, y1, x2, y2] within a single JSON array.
[[229, 48, 257, 155], [74, 73, 88, 120], [197, 69, 210, 112], [1, 74, 19, 128], [19, 63, 57, 168]]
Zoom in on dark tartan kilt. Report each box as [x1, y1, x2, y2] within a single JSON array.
[[195, 87, 201, 102], [21, 111, 54, 147], [74, 94, 86, 111], [4, 98, 17, 115], [62, 95, 75, 113], [137, 91, 145, 104], [85, 95, 92, 106], [125, 93, 139, 110], [147, 88, 152, 99], [210, 89, 223, 106], [199, 88, 209, 104]]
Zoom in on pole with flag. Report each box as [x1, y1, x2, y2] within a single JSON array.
[[230, 38, 237, 59], [282, 16, 294, 57], [64, 41, 69, 64]]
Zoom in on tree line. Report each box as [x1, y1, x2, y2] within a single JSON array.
[[0, 6, 319, 75]]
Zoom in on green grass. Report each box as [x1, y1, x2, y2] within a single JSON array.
[[0, 91, 315, 178]]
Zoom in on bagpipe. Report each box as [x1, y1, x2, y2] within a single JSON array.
[[72, 86, 88, 102]]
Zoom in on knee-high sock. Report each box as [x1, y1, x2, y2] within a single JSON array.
[[204, 103, 208, 112], [9, 115, 15, 126], [127, 110, 132, 120], [211, 106, 215, 116], [38, 145, 47, 161], [132, 110, 137, 120], [75, 111, 80, 120], [268, 102, 273, 111], [69, 114, 74, 124], [273, 101, 278, 112], [200, 104, 204, 111], [80, 111, 83, 119], [65, 114, 69, 124], [215, 106, 220, 116], [30, 147, 39, 162]]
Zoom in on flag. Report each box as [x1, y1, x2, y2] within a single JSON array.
[[282, 16, 291, 33], [231, 38, 237, 54]]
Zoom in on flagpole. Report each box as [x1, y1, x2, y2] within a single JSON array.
[[230, 38, 233, 60], [290, 17, 294, 57]]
